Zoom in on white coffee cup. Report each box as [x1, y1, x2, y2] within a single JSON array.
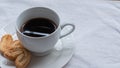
[[16, 7, 75, 56]]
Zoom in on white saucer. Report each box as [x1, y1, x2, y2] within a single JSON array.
[[0, 25, 74, 68]]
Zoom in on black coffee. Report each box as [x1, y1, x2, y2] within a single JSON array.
[[20, 18, 57, 37]]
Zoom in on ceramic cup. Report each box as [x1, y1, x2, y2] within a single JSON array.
[[16, 7, 75, 56]]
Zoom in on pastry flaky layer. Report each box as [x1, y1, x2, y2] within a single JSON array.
[[0, 34, 31, 68]]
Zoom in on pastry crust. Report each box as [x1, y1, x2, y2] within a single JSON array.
[[0, 34, 31, 68], [0, 34, 13, 53], [15, 49, 31, 68]]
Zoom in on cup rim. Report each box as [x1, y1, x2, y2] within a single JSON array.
[[16, 7, 60, 39]]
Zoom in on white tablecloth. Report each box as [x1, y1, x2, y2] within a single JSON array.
[[0, 0, 120, 68]]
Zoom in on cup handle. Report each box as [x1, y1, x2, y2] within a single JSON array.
[[60, 23, 75, 38]]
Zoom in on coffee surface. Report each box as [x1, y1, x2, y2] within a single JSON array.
[[21, 18, 57, 37]]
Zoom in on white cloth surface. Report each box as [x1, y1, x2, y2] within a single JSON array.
[[0, 0, 120, 68]]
